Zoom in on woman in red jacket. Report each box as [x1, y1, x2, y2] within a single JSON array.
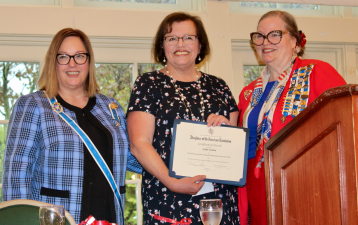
[[238, 10, 346, 225]]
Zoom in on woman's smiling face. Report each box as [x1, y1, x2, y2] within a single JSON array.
[[56, 36, 89, 93], [163, 20, 200, 70], [255, 16, 296, 68]]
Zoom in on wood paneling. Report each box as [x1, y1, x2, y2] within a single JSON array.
[[265, 84, 358, 225]]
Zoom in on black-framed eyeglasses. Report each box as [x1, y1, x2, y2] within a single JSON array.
[[163, 35, 198, 46], [56, 53, 90, 65], [250, 30, 289, 46]]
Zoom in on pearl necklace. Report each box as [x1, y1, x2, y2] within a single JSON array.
[[166, 67, 205, 122]]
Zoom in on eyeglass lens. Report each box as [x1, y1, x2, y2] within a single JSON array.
[[251, 30, 282, 46], [165, 35, 197, 46], [57, 53, 89, 65]]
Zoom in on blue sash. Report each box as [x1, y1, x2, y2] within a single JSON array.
[[109, 104, 142, 174], [46, 95, 124, 225]]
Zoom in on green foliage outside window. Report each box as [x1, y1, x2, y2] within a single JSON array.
[[138, 63, 163, 75], [96, 63, 133, 112], [243, 65, 265, 86], [0, 61, 39, 202]]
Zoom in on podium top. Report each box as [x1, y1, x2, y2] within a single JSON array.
[[266, 84, 357, 150]]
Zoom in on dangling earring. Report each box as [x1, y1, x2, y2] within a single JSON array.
[[292, 47, 298, 58], [163, 57, 166, 63], [198, 55, 201, 62]]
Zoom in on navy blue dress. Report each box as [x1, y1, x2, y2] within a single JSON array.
[[128, 71, 240, 225]]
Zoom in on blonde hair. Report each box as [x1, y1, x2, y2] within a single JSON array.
[[38, 28, 99, 98]]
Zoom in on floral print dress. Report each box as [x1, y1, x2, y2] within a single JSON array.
[[128, 71, 240, 225]]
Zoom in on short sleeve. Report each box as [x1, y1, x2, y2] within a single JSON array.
[[127, 73, 158, 116], [216, 77, 238, 113]]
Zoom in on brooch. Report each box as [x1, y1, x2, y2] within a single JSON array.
[[51, 102, 63, 113], [244, 90, 252, 100], [109, 102, 118, 109], [109, 102, 121, 127]]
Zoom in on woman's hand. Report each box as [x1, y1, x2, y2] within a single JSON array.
[[206, 113, 231, 127], [128, 111, 206, 195], [165, 175, 206, 195]]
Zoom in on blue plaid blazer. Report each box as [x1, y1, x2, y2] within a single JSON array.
[[2, 91, 141, 224]]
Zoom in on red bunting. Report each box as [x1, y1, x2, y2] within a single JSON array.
[[152, 214, 192, 225]]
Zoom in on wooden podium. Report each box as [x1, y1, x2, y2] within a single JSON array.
[[265, 85, 358, 225]]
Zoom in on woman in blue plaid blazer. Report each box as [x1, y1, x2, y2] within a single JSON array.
[[2, 28, 141, 224]]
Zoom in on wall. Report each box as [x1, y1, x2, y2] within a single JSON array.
[[0, 1, 357, 99]]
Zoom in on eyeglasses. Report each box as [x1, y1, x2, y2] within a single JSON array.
[[250, 30, 289, 46], [163, 35, 198, 46], [56, 53, 90, 65]]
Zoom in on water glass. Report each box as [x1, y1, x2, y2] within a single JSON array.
[[199, 199, 223, 225], [39, 205, 65, 225]]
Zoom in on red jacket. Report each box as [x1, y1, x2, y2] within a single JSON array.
[[238, 57, 347, 136], [237, 57, 347, 225]]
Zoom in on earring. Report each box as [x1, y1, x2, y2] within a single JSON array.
[[292, 47, 298, 58], [163, 57, 166, 63], [198, 55, 201, 61]]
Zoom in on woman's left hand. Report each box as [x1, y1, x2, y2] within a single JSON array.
[[206, 113, 231, 127]]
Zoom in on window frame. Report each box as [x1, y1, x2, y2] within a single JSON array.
[[230, 2, 341, 17], [74, 0, 205, 11]]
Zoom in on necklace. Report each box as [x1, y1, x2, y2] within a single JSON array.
[[166, 67, 205, 122]]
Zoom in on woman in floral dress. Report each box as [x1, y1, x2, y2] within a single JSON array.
[[127, 12, 240, 225]]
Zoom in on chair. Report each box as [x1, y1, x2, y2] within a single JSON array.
[[0, 199, 76, 225]]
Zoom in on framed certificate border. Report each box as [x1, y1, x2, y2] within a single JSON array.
[[169, 119, 249, 187]]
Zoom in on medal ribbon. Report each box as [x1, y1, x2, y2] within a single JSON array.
[[282, 64, 313, 119]]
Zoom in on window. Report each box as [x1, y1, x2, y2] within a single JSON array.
[[238, 2, 318, 10], [138, 63, 162, 75], [74, 0, 204, 11], [96, 63, 133, 112], [352, 6, 358, 17], [0, 61, 40, 201], [0, 123, 7, 202], [230, 2, 340, 17], [243, 65, 264, 86]]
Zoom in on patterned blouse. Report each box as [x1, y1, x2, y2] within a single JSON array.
[[128, 71, 240, 225]]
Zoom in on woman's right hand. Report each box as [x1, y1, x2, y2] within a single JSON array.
[[165, 175, 206, 195], [128, 111, 207, 196]]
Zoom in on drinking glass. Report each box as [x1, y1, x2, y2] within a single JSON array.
[[39, 205, 65, 225], [199, 199, 223, 225]]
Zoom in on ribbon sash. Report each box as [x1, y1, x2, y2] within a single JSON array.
[[243, 58, 294, 178], [46, 95, 124, 225]]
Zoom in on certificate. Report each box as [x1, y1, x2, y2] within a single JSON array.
[[169, 119, 249, 187]]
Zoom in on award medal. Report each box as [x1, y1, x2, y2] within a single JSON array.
[[244, 90, 252, 100], [109, 102, 121, 127], [281, 63, 313, 123]]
